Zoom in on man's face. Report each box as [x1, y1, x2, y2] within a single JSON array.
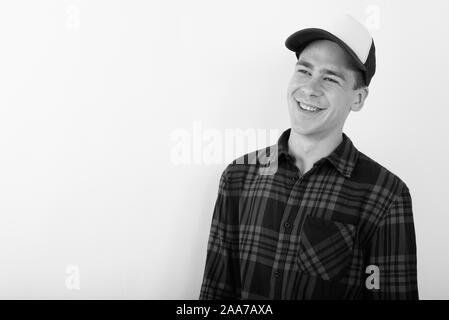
[[287, 39, 366, 138]]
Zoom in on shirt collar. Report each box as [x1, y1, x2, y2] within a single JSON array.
[[275, 128, 359, 178]]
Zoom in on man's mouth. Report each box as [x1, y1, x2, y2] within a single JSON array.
[[296, 100, 325, 113]]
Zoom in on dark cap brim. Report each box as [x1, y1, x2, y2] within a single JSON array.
[[285, 28, 367, 72]]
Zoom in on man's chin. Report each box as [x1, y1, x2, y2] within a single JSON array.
[[290, 123, 324, 137], [291, 125, 314, 136]]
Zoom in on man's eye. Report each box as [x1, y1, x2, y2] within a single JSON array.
[[324, 77, 338, 84], [297, 69, 311, 75]]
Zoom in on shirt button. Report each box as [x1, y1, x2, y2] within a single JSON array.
[[274, 271, 281, 278], [291, 175, 299, 181], [284, 222, 291, 229]]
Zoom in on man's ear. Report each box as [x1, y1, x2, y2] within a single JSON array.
[[351, 87, 369, 112]]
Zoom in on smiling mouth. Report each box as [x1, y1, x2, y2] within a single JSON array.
[[296, 100, 325, 113]]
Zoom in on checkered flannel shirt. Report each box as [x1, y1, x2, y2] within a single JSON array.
[[199, 128, 418, 300]]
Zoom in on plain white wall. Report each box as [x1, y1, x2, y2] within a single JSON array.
[[0, 0, 447, 299]]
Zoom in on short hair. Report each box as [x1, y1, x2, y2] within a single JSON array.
[[343, 52, 367, 89], [351, 69, 366, 90]]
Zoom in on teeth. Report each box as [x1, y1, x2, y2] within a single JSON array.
[[299, 102, 320, 112]]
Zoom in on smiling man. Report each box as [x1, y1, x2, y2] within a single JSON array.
[[199, 15, 418, 300], [287, 38, 369, 174]]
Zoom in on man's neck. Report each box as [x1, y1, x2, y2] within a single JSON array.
[[287, 128, 343, 174]]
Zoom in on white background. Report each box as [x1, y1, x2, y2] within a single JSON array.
[[0, 0, 447, 299]]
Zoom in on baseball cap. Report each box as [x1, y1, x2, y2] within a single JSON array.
[[285, 14, 376, 86]]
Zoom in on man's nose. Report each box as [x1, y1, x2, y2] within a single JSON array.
[[299, 78, 322, 98]]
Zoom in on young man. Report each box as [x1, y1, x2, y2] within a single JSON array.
[[199, 15, 418, 300]]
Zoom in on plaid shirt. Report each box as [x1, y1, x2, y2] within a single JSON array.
[[199, 128, 418, 300]]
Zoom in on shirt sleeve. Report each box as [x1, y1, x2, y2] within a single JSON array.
[[199, 168, 241, 299], [363, 185, 419, 299]]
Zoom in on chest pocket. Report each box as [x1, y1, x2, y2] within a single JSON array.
[[296, 215, 356, 281]]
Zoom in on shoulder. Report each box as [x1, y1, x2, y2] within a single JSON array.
[[353, 150, 410, 197]]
